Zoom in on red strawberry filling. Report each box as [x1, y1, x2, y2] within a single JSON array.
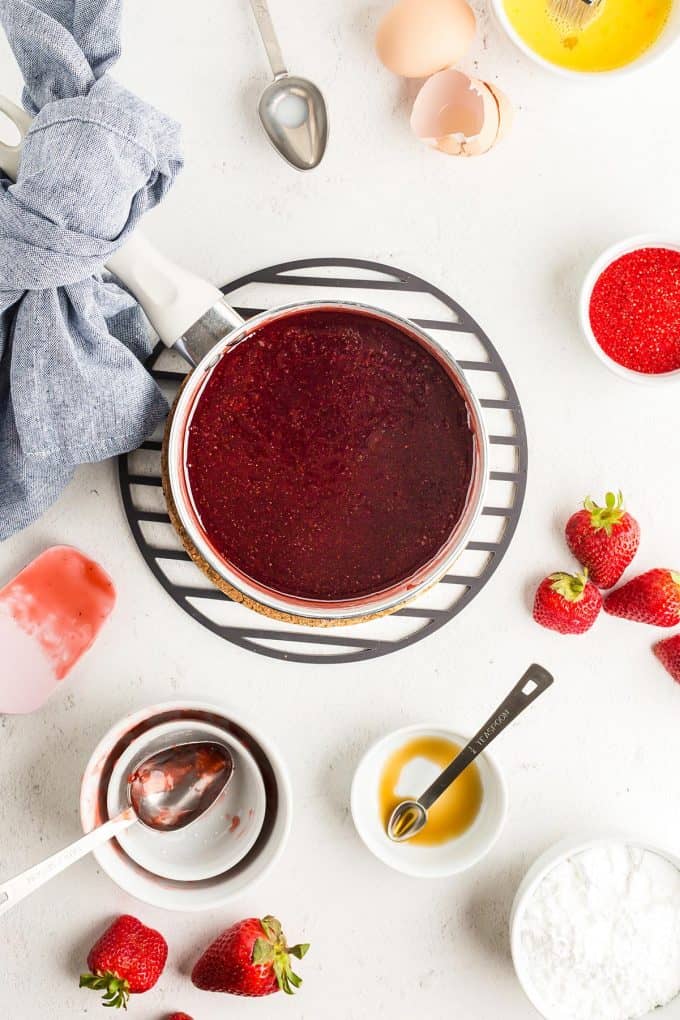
[[186, 309, 475, 601]]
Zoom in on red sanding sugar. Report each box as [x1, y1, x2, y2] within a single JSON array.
[[589, 247, 680, 374]]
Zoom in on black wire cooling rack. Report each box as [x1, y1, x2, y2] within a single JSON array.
[[119, 258, 527, 664]]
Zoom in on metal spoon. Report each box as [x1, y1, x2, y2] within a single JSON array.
[[249, 0, 328, 170], [387, 664, 554, 843], [0, 741, 233, 916]]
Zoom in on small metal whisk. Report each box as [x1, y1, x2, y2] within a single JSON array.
[[548, 0, 605, 31]]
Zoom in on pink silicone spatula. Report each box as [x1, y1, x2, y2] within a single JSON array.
[[0, 546, 116, 713]]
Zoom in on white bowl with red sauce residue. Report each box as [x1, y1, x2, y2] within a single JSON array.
[[106, 719, 266, 883], [579, 235, 680, 385], [80, 701, 292, 912]]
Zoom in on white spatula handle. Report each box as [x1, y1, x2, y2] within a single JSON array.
[[0, 95, 240, 354], [0, 809, 136, 918]]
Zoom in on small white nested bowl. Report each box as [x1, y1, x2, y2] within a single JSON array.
[[510, 835, 680, 1020], [350, 724, 507, 878], [579, 235, 680, 385], [80, 701, 292, 912], [106, 719, 266, 882], [490, 0, 680, 79]]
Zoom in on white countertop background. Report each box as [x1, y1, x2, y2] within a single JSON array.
[[1, 1, 680, 1016]]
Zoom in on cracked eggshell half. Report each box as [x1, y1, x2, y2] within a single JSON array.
[[410, 69, 512, 157], [486, 82, 514, 141], [376, 0, 476, 78]]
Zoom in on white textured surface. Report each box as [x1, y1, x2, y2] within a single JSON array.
[[519, 845, 680, 1019], [1, 1, 680, 1017]]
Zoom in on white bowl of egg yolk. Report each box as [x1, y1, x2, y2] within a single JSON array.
[[490, 0, 680, 78], [350, 723, 507, 878]]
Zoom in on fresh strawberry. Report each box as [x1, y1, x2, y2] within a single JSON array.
[[192, 915, 309, 997], [604, 569, 680, 626], [79, 915, 168, 1009], [166, 1014, 193, 1020], [653, 634, 680, 683], [533, 570, 602, 634], [565, 491, 640, 589]]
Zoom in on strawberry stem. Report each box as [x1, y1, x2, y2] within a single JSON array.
[[79, 972, 130, 1010], [289, 943, 310, 960], [253, 916, 310, 996], [549, 570, 588, 602], [584, 491, 625, 536]]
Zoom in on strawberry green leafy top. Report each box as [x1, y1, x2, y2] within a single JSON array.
[[584, 491, 626, 536]]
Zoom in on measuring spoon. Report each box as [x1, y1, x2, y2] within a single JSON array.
[[0, 741, 233, 916], [388, 664, 554, 842], [249, 0, 328, 170]]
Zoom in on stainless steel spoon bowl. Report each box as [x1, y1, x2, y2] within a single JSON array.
[[249, 0, 328, 170], [0, 740, 234, 916], [128, 740, 234, 832]]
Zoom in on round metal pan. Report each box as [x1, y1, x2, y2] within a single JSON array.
[[163, 299, 488, 626]]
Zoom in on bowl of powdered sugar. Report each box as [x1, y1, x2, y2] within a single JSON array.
[[510, 838, 680, 1020]]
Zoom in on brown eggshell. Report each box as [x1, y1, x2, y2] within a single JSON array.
[[410, 69, 503, 157], [376, 0, 476, 78], [485, 82, 514, 141]]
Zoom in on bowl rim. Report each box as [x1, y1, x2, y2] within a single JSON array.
[[350, 721, 508, 878], [488, 0, 680, 80], [578, 234, 680, 385], [166, 299, 489, 622], [80, 700, 293, 911], [509, 833, 680, 1019]]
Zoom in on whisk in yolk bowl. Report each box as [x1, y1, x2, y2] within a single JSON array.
[[491, 0, 680, 77]]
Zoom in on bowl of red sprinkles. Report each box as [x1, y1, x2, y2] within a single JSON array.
[[580, 236, 680, 383]]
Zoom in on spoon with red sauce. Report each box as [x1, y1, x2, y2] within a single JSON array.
[[0, 742, 233, 917]]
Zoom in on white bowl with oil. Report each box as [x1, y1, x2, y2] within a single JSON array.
[[350, 723, 507, 878], [490, 0, 680, 80]]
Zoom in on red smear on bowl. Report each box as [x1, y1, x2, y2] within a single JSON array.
[[589, 247, 680, 374]]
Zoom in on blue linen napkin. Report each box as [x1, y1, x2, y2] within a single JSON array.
[[0, 0, 183, 539]]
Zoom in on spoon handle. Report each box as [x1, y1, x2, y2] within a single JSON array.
[[419, 663, 554, 811], [249, 0, 288, 78], [0, 809, 136, 918]]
